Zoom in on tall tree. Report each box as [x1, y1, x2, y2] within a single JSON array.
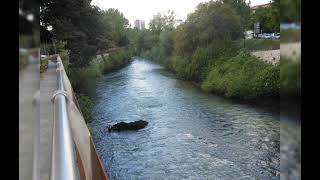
[[102, 8, 129, 47], [40, 0, 112, 67], [280, 0, 300, 22], [251, 0, 280, 33], [175, 1, 242, 58], [149, 10, 177, 35], [222, 0, 251, 30]]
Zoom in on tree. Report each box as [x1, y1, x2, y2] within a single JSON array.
[[149, 10, 177, 35], [280, 0, 300, 22], [20, 0, 39, 35], [222, 0, 251, 30], [40, 0, 112, 67], [175, 1, 242, 59], [102, 8, 129, 47], [251, 0, 280, 33]]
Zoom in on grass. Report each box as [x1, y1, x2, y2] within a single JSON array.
[[240, 39, 280, 51], [281, 29, 301, 43]]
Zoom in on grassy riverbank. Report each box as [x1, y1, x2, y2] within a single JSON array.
[[240, 39, 280, 51], [142, 49, 280, 100]]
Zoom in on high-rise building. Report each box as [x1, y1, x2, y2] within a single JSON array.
[[134, 19, 145, 29], [140, 21, 145, 29]]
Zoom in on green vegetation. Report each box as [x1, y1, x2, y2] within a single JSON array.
[[39, 0, 286, 121], [102, 9, 129, 47], [40, 0, 112, 68], [280, 0, 300, 22], [40, 57, 49, 73], [134, 0, 281, 100], [250, 0, 280, 33], [281, 29, 301, 43], [201, 50, 279, 99], [100, 49, 132, 74], [280, 57, 301, 98], [241, 39, 280, 51], [20, 34, 39, 49], [77, 94, 95, 123], [41, 0, 133, 123], [19, 52, 29, 70]]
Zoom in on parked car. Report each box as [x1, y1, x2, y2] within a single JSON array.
[[19, 48, 27, 53]]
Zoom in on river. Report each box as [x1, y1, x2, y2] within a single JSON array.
[[89, 58, 299, 179]]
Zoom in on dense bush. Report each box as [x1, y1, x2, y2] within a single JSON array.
[[19, 33, 39, 48], [68, 60, 102, 98], [101, 49, 132, 73], [201, 50, 280, 99], [241, 39, 280, 51], [280, 57, 301, 98], [280, 0, 300, 22], [77, 94, 95, 123], [40, 58, 49, 73]]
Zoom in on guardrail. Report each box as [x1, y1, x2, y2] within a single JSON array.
[[50, 58, 78, 180]]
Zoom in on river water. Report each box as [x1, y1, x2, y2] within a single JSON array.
[[89, 58, 298, 179]]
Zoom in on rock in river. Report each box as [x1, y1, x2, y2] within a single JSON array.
[[108, 120, 148, 132]]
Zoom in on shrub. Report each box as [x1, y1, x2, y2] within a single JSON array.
[[77, 94, 95, 123], [101, 49, 132, 73], [241, 39, 280, 51], [40, 57, 49, 73], [280, 56, 301, 98], [201, 50, 280, 99], [68, 60, 102, 98]]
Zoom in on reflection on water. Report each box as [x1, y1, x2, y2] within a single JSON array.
[[90, 59, 282, 179]]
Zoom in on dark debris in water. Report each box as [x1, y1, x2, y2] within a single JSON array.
[[108, 120, 148, 132]]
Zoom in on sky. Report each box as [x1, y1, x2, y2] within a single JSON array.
[[91, 0, 271, 28]]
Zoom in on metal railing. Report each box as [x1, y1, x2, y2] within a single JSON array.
[[50, 58, 77, 180]]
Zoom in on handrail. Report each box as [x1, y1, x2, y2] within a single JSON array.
[[50, 58, 78, 180]]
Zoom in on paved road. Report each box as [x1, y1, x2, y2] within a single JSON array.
[[19, 54, 40, 180]]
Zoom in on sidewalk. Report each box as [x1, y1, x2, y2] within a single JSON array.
[[19, 55, 40, 180], [39, 60, 57, 180]]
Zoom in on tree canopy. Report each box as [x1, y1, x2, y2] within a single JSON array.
[[102, 8, 129, 47], [175, 1, 242, 58], [250, 0, 280, 33], [40, 0, 112, 67]]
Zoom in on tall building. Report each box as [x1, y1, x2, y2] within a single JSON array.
[[140, 21, 145, 29], [134, 19, 145, 29]]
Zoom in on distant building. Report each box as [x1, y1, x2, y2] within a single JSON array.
[[134, 19, 145, 29], [251, 3, 272, 13], [140, 21, 145, 29], [251, 3, 272, 34]]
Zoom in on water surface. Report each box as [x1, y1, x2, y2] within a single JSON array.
[[90, 59, 281, 179]]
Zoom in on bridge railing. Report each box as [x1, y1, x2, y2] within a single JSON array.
[[51, 58, 78, 180], [51, 56, 108, 180]]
